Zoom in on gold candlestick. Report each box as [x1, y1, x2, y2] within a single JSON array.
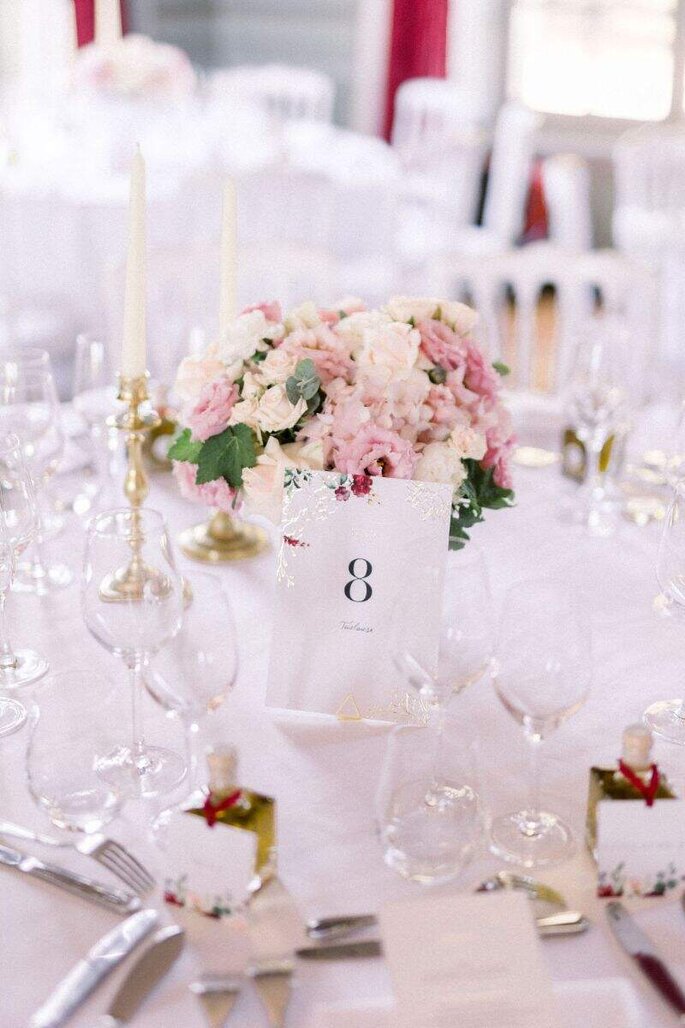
[[179, 509, 268, 563], [99, 372, 165, 602]]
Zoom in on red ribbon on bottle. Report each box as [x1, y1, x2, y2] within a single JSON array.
[[203, 788, 242, 827], [617, 760, 660, 807]]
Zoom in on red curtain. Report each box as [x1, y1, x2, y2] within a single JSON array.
[[73, 0, 127, 47], [383, 0, 449, 140]]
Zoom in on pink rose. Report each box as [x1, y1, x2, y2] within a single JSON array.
[[186, 379, 238, 441], [334, 425, 417, 479], [285, 326, 354, 385], [172, 460, 239, 513], [241, 300, 282, 323], [464, 344, 499, 404], [482, 423, 515, 491], [417, 319, 467, 371]]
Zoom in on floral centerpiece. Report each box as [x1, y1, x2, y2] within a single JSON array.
[[73, 33, 196, 98], [170, 297, 515, 547]]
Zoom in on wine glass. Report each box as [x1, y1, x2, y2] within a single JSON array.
[[27, 671, 127, 832], [145, 571, 239, 791], [72, 334, 119, 510], [376, 720, 484, 883], [565, 319, 630, 537], [489, 578, 591, 868], [82, 507, 186, 798], [0, 433, 48, 730], [0, 348, 72, 592], [644, 480, 685, 742], [392, 546, 494, 717]]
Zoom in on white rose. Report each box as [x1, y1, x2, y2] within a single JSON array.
[[229, 396, 260, 430], [335, 310, 391, 351], [440, 300, 479, 336], [255, 385, 307, 434], [217, 310, 284, 377], [257, 346, 300, 387], [450, 425, 486, 461], [173, 350, 224, 406], [415, 441, 466, 489], [241, 370, 263, 399], [242, 437, 324, 523], [356, 321, 420, 374], [284, 301, 322, 333], [384, 296, 441, 324]]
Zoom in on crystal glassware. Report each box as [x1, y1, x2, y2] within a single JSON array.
[[644, 480, 685, 743], [564, 319, 630, 537], [82, 507, 186, 798], [0, 348, 72, 592], [392, 545, 494, 717], [376, 719, 483, 883], [489, 578, 591, 868], [145, 571, 239, 791], [72, 334, 119, 511], [27, 670, 127, 833], [0, 433, 48, 729]]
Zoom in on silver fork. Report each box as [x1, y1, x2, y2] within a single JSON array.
[[0, 819, 154, 895]]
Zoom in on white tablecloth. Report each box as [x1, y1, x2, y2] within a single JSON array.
[[4, 455, 685, 1027]]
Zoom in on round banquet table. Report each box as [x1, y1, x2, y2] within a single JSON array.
[[4, 441, 685, 1027]]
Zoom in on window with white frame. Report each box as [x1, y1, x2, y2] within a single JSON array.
[[508, 0, 678, 121]]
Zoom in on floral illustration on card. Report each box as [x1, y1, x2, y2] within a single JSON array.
[[163, 873, 235, 919], [598, 861, 685, 898]]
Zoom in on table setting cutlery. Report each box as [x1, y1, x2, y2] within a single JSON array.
[[189, 975, 242, 1028], [95, 924, 184, 1026], [606, 900, 685, 1020], [0, 820, 154, 895], [30, 909, 159, 1028], [0, 842, 142, 914]]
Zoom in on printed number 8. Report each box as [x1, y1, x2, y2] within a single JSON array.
[[344, 558, 373, 602]]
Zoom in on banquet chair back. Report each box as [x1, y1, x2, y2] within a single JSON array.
[[391, 78, 477, 162], [542, 154, 593, 251], [210, 64, 335, 124], [482, 102, 543, 245], [428, 245, 654, 406]]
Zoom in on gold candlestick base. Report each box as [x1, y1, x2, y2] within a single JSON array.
[[179, 510, 269, 563]]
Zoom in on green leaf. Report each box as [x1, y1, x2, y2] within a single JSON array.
[[493, 360, 510, 377], [195, 423, 257, 489], [286, 358, 321, 408], [285, 378, 301, 405], [167, 428, 202, 464]]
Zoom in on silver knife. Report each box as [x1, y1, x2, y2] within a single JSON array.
[[0, 843, 140, 914], [98, 924, 185, 1026], [607, 901, 685, 1018], [30, 909, 159, 1028]]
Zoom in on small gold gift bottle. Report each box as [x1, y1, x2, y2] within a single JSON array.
[[186, 746, 277, 890], [586, 723, 676, 860]]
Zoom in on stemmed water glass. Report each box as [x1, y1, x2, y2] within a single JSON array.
[[72, 334, 119, 510], [0, 433, 48, 732], [489, 578, 591, 868], [145, 571, 239, 791], [82, 508, 186, 797], [644, 480, 685, 743], [0, 348, 72, 592], [393, 546, 494, 717], [565, 320, 629, 537]]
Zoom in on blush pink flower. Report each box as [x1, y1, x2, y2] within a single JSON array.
[[285, 326, 354, 385], [172, 460, 239, 513], [481, 423, 516, 490], [187, 379, 238, 441], [334, 425, 417, 479], [417, 319, 467, 371], [464, 344, 499, 404], [241, 300, 282, 323]]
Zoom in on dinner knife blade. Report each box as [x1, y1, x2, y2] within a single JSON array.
[[0, 842, 140, 913], [30, 909, 159, 1028], [106, 925, 185, 1024], [606, 901, 685, 1016], [296, 940, 382, 960]]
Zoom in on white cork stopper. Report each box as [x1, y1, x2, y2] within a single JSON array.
[[621, 723, 653, 770], [207, 745, 238, 791]]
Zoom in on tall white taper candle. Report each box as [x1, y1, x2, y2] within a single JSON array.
[[121, 146, 146, 379], [219, 180, 237, 337], [95, 0, 123, 49]]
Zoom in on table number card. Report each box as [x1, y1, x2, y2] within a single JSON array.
[[597, 800, 685, 897], [266, 470, 452, 721], [379, 892, 561, 1028]]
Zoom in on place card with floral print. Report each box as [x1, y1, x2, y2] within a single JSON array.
[[597, 800, 685, 898], [266, 470, 452, 721]]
